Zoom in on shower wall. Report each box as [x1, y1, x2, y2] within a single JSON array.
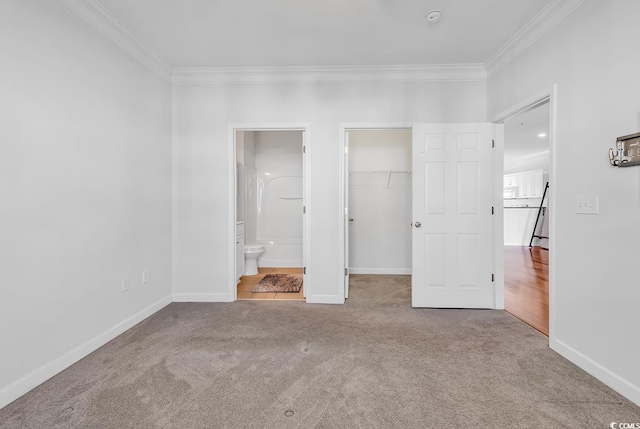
[[236, 131, 257, 244], [239, 130, 303, 268]]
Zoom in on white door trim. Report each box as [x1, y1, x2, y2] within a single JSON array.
[[338, 123, 413, 302], [491, 84, 558, 344], [228, 123, 311, 302], [492, 124, 505, 309]]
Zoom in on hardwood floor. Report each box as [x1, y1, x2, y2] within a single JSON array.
[[504, 246, 549, 336], [237, 267, 304, 301]]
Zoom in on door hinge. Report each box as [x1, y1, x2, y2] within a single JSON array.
[[345, 268, 348, 276], [492, 139, 495, 148], [303, 145, 306, 154], [303, 267, 306, 275], [492, 273, 495, 282], [303, 206, 306, 214], [491, 206, 494, 215]]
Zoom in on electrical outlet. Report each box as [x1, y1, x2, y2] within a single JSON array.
[[121, 278, 129, 292], [576, 195, 598, 214], [142, 269, 149, 284]]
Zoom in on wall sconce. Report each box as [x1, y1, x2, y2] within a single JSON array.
[[609, 132, 640, 167]]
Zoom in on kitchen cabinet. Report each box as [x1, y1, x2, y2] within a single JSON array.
[[504, 170, 547, 199], [504, 174, 518, 188], [531, 170, 544, 196]]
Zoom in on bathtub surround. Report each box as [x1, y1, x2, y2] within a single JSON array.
[[254, 131, 304, 268], [236, 130, 304, 270], [236, 131, 257, 242]]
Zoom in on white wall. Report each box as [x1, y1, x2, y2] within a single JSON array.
[[348, 130, 412, 274], [236, 131, 245, 223], [488, 0, 640, 405], [172, 80, 486, 303], [505, 155, 550, 176], [255, 131, 303, 244], [235, 131, 258, 234], [0, 0, 173, 408]]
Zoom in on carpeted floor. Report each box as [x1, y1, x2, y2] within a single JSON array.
[[1, 275, 638, 428]]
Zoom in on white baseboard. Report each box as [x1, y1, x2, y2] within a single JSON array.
[[349, 268, 412, 275], [552, 338, 640, 407], [0, 295, 172, 410], [172, 293, 231, 302], [259, 260, 303, 268], [306, 295, 344, 304]]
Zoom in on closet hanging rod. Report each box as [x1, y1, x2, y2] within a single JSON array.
[[349, 170, 412, 173], [349, 170, 411, 189]]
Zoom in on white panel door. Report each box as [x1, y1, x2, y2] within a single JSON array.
[[412, 123, 495, 308], [302, 130, 307, 298], [344, 132, 350, 299]]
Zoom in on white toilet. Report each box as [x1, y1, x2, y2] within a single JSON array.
[[244, 244, 266, 275]]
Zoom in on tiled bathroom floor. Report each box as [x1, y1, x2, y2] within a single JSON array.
[[237, 267, 304, 301]]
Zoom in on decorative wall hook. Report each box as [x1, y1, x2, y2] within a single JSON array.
[[609, 132, 640, 167]]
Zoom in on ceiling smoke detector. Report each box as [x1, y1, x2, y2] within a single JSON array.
[[426, 10, 441, 23]]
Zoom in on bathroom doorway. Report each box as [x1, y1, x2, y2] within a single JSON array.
[[230, 126, 309, 301], [341, 127, 413, 299]]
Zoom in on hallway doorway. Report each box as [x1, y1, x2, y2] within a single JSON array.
[[502, 100, 551, 335]]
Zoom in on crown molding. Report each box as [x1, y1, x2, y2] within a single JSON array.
[[57, 0, 171, 81], [171, 64, 487, 85], [516, 150, 550, 164], [505, 150, 550, 173], [485, 0, 586, 78], [56, 0, 583, 86]]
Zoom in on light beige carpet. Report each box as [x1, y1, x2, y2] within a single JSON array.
[[0, 274, 638, 428]]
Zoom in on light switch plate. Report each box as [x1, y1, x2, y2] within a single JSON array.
[[576, 195, 598, 214]]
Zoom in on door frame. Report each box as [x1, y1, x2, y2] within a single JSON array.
[[228, 123, 311, 302], [338, 123, 413, 301], [492, 84, 558, 344]]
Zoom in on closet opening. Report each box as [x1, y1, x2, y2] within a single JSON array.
[[342, 128, 412, 300], [231, 127, 308, 301]]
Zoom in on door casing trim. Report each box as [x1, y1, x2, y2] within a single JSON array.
[[338, 123, 415, 302], [228, 123, 311, 302], [492, 84, 558, 344]]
